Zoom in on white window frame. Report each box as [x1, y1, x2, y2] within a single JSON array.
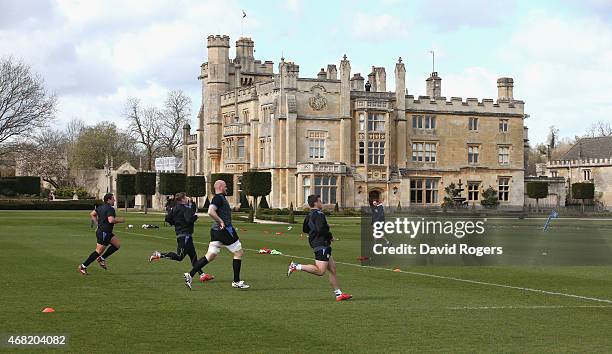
[[467, 182, 479, 201], [425, 115, 436, 129], [499, 119, 509, 133], [368, 113, 385, 132], [309, 139, 325, 159], [368, 141, 385, 165], [303, 176, 311, 204], [359, 113, 365, 131], [468, 145, 479, 164], [237, 137, 245, 159], [498, 146, 510, 165], [359, 141, 365, 164], [313, 175, 337, 204], [499, 177, 510, 201], [469, 117, 478, 131]]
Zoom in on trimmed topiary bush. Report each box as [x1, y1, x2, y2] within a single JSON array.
[[159, 173, 187, 196], [186, 175, 206, 197], [135, 172, 156, 214], [526, 181, 548, 212], [572, 182, 595, 213], [210, 173, 234, 196], [116, 174, 136, 212]]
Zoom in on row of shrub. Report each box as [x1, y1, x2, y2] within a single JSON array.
[[0, 176, 41, 196], [0, 199, 102, 210]]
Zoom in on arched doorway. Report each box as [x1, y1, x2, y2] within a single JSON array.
[[368, 189, 383, 206]]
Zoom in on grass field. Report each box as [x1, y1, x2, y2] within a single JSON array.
[[1, 211, 612, 353]]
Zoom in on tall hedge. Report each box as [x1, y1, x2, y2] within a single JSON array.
[[0, 176, 41, 196], [572, 182, 595, 214], [572, 183, 594, 200], [240, 193, 249, 208], [116, 174, 136, 196], [0, 177, 16, 196], [159, 173, 187, 195], [526, 181, 548, 212], [186, 175, 206, 197], [135, 172, 156, 195], [210, 173, 234, 196], [135, 172, 156, 214], [242, 171, 272, 220], [116, 174, 136, 211], [17, 176, 41, 195]]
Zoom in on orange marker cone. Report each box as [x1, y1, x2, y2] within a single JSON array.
[[393, 268, 401, 272], [42, 307, 55, 313]]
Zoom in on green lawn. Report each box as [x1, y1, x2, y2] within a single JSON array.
[[1, 211, 611, 353]]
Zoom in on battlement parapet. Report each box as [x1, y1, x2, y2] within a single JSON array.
[[207, 34, 230, 48], [548, 158, 612, 167], [405, 95, 525, 115]]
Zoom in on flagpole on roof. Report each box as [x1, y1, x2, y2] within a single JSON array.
[[241, 10, 247, 37]]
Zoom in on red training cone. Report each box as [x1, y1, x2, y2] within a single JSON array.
[[42, 307, 55, 313]]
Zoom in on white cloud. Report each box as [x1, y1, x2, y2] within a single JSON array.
[[0, 0, 244, 129], [350, 13, 410, 41], [496, 10, 612, 144]]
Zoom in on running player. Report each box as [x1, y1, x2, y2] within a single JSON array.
[[183, 180, 250, 290], [149, 192, 214, 282], [78, 193, 123, 275], [287, 194, 352, 302]]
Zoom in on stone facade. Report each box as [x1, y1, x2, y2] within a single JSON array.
[[546, 157, 612, 210], [184, 35, 529, 209]]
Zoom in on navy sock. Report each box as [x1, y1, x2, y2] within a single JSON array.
[[101, 245, 119, 259], [189, 257, 209, 277], [232, 259, 242, 282], [82, 251, 100, 267]]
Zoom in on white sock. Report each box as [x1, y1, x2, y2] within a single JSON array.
[[334, 289, 342, 296], [296, 264, 302, 270]]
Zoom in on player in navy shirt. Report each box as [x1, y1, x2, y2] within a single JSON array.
[[78, 193, 124, 275], [183, 179, 250, 290]]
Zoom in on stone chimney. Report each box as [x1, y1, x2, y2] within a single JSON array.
[[317, 68, 327, 80], [373, 67, 386, 92], [350, 73, 364, 91], [426, 72, 442, 98], [327, 64, 338, 80], [497, 77, 514, 102]]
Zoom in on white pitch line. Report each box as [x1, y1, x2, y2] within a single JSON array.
[[112, 230, 612, 305], [448, 305, 612, 310]]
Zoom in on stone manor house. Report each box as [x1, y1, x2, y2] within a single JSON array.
[[182, 35, 529, 209]]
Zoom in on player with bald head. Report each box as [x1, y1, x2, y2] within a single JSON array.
[[183, 179, 250, 289]]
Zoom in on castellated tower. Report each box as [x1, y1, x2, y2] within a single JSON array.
[[235, 37, 254, 72], [202, 35, 230, 175]]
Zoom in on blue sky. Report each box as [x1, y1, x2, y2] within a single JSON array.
[[1, 0, 611, 145]]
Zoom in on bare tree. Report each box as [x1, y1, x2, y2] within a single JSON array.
[[125, 98, 162, 170], [65, 117, 86, 145], [0, 57, 57, 155], [17, 128, 72, 188], [547, 125, 559, 160], [160, 90, 191, 156], [585, 121, 612, 137]]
